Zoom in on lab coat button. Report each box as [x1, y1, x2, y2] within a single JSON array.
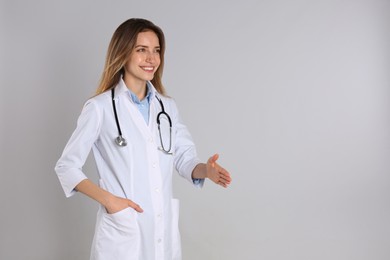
[[157, 238, 162, 243], [155, 188, 160, 193]]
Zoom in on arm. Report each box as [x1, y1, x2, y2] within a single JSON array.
[[170, 99, 231, 187], [75, 179, 143, 214], [55, 100, 142, 213], [192, 154, 232, 188]]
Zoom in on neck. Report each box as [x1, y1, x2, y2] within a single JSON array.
[[124, 77, 147, 100]]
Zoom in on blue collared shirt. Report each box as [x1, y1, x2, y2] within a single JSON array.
[[127, 83, 152, 124]]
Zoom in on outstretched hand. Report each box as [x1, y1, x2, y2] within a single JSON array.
[[206, 154, 232, 188]]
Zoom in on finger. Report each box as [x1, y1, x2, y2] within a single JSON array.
[[128, 200, 144, 213], [219, 175, 231, 184], [215, 166, 231, 182], [221, 172, 232, 183], [218, 170, 232, 183], [216, 166, 229, 176], [218, 181, 227, 188]]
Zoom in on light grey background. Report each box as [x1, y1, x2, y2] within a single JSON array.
[[1, 0, 390, 259]]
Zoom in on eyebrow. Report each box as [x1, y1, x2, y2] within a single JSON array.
[[135, 45, 160, 49]]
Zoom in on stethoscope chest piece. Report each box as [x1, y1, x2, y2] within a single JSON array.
[[115, 136, 127, 147]]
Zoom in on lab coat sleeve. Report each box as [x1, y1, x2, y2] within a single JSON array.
[[171, 100, 204, 188], [55, 99, 101, 197]]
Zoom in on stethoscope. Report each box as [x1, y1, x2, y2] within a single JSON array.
[[111, 88, 173, 154]]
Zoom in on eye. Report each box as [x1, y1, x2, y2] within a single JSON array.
[[154, 48, 161, 53], [136, 48, 146, 52]]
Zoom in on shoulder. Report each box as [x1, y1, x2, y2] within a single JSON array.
[[157, 94, 175, 104], [83, 91, 112, 112], [77, 91, 111, 122], [156, 94, 179, 112], [87, 91, 111, 105]]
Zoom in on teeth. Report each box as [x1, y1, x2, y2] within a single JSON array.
[[142, 67, 153, 71]]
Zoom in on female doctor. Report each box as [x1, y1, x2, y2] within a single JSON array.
[[55, 18, 231, 260]]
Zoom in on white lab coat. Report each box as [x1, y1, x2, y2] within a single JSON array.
[[55, 79, 203, 260]]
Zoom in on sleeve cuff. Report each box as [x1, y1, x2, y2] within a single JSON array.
[[192, 178, 205, 188], [56, 167, 88, 198], [180, 158, 204, 188]]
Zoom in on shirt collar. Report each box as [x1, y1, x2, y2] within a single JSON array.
[[128, 82, 153, 104], [114, 78, 156, 102]]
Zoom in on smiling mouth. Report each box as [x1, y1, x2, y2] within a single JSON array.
[[141, 66, 155, 72]]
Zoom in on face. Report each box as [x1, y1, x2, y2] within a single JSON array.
[[123, 31, 161, 88]]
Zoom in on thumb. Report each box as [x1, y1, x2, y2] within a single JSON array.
[[208, 153, 219, 167]]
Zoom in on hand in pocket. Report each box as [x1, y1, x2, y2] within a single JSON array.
[[105, 195, 143, 214]]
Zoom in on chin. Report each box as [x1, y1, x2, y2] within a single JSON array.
[[144, 75, 156, 81]]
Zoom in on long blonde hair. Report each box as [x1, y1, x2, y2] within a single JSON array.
[[96, 18, 166, 95]]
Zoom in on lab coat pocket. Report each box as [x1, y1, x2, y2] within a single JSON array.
[[92, 206, 140, 260], [171, 198, 182, 260]]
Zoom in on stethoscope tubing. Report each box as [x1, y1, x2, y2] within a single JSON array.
[[111, 87, 172, 154], [111, 88, 127, 146]]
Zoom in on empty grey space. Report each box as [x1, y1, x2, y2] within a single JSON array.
[[1, 0, 389, 259]]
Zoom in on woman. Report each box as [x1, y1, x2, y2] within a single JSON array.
[[55, 18, 231, 260]]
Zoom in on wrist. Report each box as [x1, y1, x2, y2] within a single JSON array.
[[192, 163, 207, 179], [100, 191, 115, 208]]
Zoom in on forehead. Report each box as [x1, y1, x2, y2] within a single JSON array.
[[135, 30, 160, 46]]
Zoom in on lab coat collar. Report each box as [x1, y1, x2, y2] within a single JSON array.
[[113, 78, 157, 102]]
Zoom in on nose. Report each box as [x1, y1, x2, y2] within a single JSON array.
[[146, 51, 155, 63]]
